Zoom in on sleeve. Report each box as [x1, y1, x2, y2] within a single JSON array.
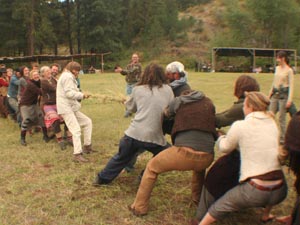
[[120, 68, 128, 76], [62, 76, 84, 100], [217, 122, 240, 154], [165, 97, 181, 118], [269, 70, 276, 97], [125, 89, 137, 113], [17, 78, 27, 97], [215, 102, 244, 128], [287, 68, 294, 102], [11, 77, 20, 86], [121, 63, 141, 76]]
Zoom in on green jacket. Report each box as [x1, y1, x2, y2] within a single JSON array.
[[215, 98, 244, 129], [120, 62, 142, 84]]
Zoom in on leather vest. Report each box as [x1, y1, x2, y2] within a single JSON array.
[[171, 97, 217, 142]]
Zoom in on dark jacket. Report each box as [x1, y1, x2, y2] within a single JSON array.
[[215, 98, 244, 129], [204, 150, 240, 199], [41, 77, 57, 105], [19, 80, 41, 106], [162, 83, 191, 135], [172, 83, 191, 97]]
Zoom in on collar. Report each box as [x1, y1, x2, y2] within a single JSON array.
[[245, 111, 270, 120]]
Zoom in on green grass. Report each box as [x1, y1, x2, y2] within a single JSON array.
[[0, 72, 299, 225]]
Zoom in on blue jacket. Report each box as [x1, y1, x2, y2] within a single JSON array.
[[7, 75, 20, 98]]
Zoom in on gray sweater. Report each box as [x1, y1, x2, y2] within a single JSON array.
[[125, 84, 174, 146]]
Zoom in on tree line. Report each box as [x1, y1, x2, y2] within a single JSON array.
[[0, 0, 202, 58], [212, 0, 300, 51], [2, 0, 300, 62]]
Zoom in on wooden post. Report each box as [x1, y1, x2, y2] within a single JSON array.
[[211, 48, 216, 72], [100, 52, 112, 73], [294, 50, 297, 74], [252, 49, 256, 72], [273, 50, 276, 70], [101, 54, 104, 73]]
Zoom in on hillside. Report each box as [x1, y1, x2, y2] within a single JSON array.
[[175, 1, 227, 62]]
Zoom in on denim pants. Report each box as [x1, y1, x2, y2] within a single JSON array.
[[269, 93, 288, 142], [126, 83, 136, 96], [130, 146, 214, 214], [98, 135, 169, 182]]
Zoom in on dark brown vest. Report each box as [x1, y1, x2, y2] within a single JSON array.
[[171, 97, 217, 142]]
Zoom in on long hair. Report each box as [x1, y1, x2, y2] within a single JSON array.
[[65, 61, 81, 72], [19, 66, 28, 77], [277, 50, 290, 65], [137, 63, 168, 90], [234, 75, 260, 98]]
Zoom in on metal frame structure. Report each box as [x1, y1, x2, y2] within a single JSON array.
[[0, 52, 112, 72], [211, 47, 297, 73]]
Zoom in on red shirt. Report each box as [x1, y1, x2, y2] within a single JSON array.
[[0, 77, 9, 87]]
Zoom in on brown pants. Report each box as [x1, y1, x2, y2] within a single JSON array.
[[130, 146, 214, 214]]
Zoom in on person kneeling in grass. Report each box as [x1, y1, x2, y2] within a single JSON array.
[[129, 89, 216, 216], [199, 92, 287, 225], [93, 63, 174, 185]]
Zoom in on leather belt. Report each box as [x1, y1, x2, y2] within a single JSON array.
[[248, 180, 283, 192]]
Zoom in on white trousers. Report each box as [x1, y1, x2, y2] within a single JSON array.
[[61, 111, 92, 154]]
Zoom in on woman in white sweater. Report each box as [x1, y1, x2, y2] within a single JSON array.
[[199, 92, 287, 225]]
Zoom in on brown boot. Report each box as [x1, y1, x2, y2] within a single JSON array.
[[83, 144, 97, 154], [73, 153, 89, 163]]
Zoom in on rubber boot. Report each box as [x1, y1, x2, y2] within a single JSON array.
[[42, 127, 51, 143], [20, 130, 27, 146]]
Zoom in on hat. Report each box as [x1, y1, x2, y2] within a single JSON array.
[[166, 61, 185, 74]]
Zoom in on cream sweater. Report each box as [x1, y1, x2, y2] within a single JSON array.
[[270, 65, 294, 102], [217, 112, 281, 182], [56, 70, 84, 114]]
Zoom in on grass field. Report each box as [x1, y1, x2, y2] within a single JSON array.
[[0, 72, 299, 225]]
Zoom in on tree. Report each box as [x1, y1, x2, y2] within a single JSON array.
[[127, 0, 181, 47], [0, 0, 22, 56], [79, 0, 124, 53], [246, 0, 300, 48], [213, 0, 300, 50], [11, 0, 40, 55]]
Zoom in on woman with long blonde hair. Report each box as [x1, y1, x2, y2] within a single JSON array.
[[199, 92, 287, 224]]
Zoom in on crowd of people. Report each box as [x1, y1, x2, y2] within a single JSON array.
[[0, 50, 299, 224], [0, 62, 94, 163]]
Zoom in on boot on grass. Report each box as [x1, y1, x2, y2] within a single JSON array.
[[42, 127, 50, 143], [83, 144, 97, 154], [20, 130, 27, 146], [73, 153, 89, 163]]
